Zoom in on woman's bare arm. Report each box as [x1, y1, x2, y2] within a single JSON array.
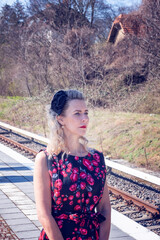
[[34, 151, 64, 240], [97, 179, 111, 240]]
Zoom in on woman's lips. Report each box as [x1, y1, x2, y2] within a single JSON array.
[[80, 125, 87, 128]]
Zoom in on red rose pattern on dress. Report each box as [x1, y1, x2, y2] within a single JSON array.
[[39, 150, 107, 240]]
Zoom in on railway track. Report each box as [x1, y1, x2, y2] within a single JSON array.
[[108, 185, 160, 235], [0, 123, 160, 237], [0, 134, 38, 157], [0, 126, 45, 159]]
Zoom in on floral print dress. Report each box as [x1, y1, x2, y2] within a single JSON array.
[[39, 149, 107, 240]]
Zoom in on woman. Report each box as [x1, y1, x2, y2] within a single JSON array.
[[34, 89, 111, 240]]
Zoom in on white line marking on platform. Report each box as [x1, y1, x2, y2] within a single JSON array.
[[0, 121, 49, 144], [0, 143, 34, 171], [105, 159, 160, 186], [111, 208, 160, 240]]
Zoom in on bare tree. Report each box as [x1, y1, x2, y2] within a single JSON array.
[[131, 0, 160, 79], [0, 2, 27, 95]]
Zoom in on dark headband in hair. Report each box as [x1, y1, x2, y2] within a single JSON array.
[[51, 90, 68, 115]]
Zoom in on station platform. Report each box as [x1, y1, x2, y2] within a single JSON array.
[[0, 143, 159, 240]]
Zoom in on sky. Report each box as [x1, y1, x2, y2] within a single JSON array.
[[107, 0, 141, 7], [0, 0, 142, 10], [0, 0, 27, 8]]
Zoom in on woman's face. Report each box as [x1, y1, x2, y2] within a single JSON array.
[[59, 99, 89, 137]]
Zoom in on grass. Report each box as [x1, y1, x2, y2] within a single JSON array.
[[0, 96, 160, 172], [87, 109, 160, 171]]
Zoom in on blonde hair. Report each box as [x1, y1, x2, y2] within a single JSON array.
[[47, 89, 88, 157]]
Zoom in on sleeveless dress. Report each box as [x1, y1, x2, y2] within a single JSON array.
[[39, 149, 107, 240]]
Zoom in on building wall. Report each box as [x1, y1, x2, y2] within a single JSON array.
[[115, 28, 125, 45]]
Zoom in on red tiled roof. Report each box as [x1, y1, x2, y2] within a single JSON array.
[[108, 13, 146, 43], [114, 13, 145, 36]]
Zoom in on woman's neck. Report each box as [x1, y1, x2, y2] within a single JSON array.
[[64, 133, 87, 156]]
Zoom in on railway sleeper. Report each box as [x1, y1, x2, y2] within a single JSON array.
[[109, 196, 122, 201], [114, 205, 140, 212], [134, 215, 156, 222], [118, 210, 140, 215], [18, 140, 33, 144], [147, 225, 160, 230], [112, 203, 137, 210], [135, 214, 159, 222], [110, 201, 127, 207], [0, 131, 10, 134]]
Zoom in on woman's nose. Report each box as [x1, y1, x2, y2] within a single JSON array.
[[82, 114, 89, 122]]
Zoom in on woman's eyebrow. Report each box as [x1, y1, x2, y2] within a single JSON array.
[[73, 110, 81, 112], [73, 109, 88, 112]]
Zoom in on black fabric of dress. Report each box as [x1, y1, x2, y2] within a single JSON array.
[[39, 149, 107, 240]]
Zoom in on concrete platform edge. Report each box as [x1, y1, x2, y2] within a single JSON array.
[[111, 208, 160, 240]]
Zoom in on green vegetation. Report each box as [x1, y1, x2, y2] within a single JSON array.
[[6, 96, 25, 100], [0, 96, 159, 172], [0, 96, 26, 120]]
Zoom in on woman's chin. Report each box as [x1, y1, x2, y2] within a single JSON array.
[[79, 130, 87, 137]]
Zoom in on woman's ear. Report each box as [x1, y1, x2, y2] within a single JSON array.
[[56, 115, 64, 126]]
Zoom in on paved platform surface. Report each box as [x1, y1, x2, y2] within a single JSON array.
[[0, 147, 136, 240]]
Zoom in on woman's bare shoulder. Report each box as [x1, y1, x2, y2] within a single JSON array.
[[35, 151, 47, 165]]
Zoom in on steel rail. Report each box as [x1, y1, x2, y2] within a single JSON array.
[[0, 134, 37, 157], [0, 121, 49, 144], [108, 185, 160, 216]]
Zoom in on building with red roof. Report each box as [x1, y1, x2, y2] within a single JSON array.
[[107, 13, 146, 45]]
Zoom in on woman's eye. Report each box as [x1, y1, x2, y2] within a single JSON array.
[[74, 111, 88, 115]]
